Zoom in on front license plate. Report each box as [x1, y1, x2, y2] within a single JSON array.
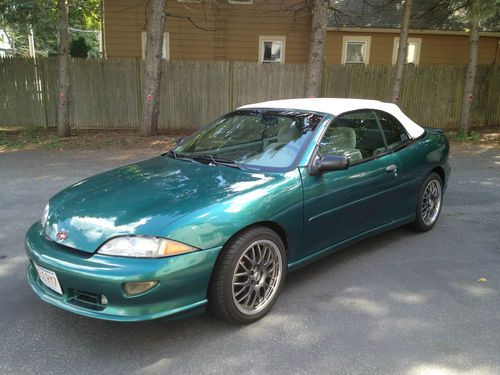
[[34, 262, 63, 295]]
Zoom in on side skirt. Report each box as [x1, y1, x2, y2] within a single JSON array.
[[287, 214, 415, 272]]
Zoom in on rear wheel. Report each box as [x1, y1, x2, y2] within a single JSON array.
[[412, 172, 443, 232], [208, 226, 286, 324]]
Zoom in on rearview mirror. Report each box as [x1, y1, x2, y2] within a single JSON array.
[[261, 116, 278, 127], [176, 137, 186, 145], [309, 155, 350, 175]]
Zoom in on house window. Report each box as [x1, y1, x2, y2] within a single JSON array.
[[141, 31, 169, 60], [392, 37, 422, 65], [229, 0, 253, 4], [342, 36, 371, 65], [259, 36, 285, 63]]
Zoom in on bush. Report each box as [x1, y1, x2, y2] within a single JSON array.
[[70, 36, 90, 58]]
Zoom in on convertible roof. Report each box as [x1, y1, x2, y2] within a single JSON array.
[[239, 98, 425, 139]]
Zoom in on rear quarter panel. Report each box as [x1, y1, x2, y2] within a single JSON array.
[[394, 128, 450, 217]]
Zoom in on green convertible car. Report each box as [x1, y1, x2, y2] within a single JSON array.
[[26, 98, 450, 324]]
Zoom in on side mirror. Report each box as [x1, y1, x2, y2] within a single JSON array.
[[309, 154, 350, 175], [176, 137, 186, 145]]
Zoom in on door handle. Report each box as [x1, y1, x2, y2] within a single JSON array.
[[386, 164, 398, 173]]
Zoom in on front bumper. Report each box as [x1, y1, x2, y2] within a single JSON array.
[[25, 222, 222, 322]]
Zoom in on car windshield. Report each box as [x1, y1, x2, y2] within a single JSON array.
[[174, 110, 323, 171]]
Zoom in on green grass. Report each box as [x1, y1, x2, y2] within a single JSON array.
[[0, 127, 68, 150], [0, 127, 179, 152], [449, 130, 481, 143]]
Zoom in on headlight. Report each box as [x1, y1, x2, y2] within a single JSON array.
[[97, 236, 197, 258], [41, 204, 49, 228]]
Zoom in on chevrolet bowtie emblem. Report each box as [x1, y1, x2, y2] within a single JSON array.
[[56, 231, 68, 241]]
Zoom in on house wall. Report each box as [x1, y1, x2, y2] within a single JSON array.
[[104, 0, 311, 62], [324, 31, 499, 65], [104, 0, 499, 64]]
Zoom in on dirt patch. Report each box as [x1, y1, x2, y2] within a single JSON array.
[[0, 128, 195, 153], [445, 126, 500, 147], [1, 126, 498, 153]]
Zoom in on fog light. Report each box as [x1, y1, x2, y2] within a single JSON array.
[[100, 295, 108, 305], [123, 281, 158, 296]]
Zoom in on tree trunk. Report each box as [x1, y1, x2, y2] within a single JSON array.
[[391, 0, 412, 105], [139, 0, 166, 137], [305, 0, 329, 98], [57, 0, 70, 137], [458, 3, 480, 136]]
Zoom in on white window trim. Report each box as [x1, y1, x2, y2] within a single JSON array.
[[177, 0, 200, 3], [141, 31, 169, 60], [341, 36, 371, 65], [392, 37, 422, 65], [229, 0, 253, 4], [259, 36, 286, 64]]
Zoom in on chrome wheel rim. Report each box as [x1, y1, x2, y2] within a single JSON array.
[[421, 179, 442, 226], [232, 239, 283, 315]]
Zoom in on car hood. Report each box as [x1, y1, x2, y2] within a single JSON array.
[[44, 156, 278, 252]]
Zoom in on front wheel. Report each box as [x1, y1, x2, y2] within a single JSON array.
[[412, 172, 443, 232], [208, 226, 287, 324]]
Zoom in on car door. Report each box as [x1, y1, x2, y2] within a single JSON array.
[[300, 110, 405, 257], [374, 109, 421, 220]]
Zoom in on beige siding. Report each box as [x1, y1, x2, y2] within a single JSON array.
[[104, 0, 498, 64], [104, 0, 144, 58], [324, 31, 499, 65], [417, 34, 497, 64], [223, 2, 311, 63], [104, 0, 311, 62]]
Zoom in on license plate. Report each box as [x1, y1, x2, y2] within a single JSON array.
[[34, 262, 63, 295]]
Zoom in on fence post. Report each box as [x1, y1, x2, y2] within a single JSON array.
[[135, 57, 142, 128], [38, 58, 50, 129], [228, 61, 234, 111], [320, 62, 328, 98]]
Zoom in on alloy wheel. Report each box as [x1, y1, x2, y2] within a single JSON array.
[[421, 179, 442, 226], [231, 239, 283, 315]]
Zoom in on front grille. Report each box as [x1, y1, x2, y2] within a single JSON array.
[[67, 289, 106, 311], [43, 233, 94, 259]]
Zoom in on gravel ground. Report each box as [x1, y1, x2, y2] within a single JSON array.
[[0, 144, 499, 375]]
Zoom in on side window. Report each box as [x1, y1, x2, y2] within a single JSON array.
[[318, 110, 386, 164], [259, 36, 286, 64], [375, 111, 409, 150], [141, 32, 169, 60]]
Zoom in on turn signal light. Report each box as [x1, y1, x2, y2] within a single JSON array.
[[123, 281, 158, 296]]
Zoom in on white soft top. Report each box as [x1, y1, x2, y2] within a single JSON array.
[[239, 98, 425, 139]]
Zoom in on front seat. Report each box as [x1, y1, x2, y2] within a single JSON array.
[[265, 125, 300, 151], [276, 125, 299, 147], [320, 127, 363, 162]]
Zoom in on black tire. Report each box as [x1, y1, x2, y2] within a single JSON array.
[[411, 172, 443, 232], [208, 226, 287, 324]]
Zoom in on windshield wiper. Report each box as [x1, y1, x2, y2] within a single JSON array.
[[165, 150, 200, 163], [166, 151, 242, 169], [190, 154, 242, 169]]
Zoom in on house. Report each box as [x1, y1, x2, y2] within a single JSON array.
[[0, 30, 12, 57], [102, 0, 500, 65]]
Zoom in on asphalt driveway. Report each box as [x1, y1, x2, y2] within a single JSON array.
[[0, 145, 499, 375]]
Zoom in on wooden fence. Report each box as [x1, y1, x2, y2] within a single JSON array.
[[322, 64, 500, 129], [0, 57, 499, 130]]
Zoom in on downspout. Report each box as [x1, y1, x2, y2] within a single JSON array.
[[495, 39, 499, 65], [101, 0, 107, 58]]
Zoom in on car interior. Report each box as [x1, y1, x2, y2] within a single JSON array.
[[319, 112, 408, 163], [185, 111, 408, 168]]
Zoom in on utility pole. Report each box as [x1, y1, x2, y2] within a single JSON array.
[[28, 25, 36, 60]]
